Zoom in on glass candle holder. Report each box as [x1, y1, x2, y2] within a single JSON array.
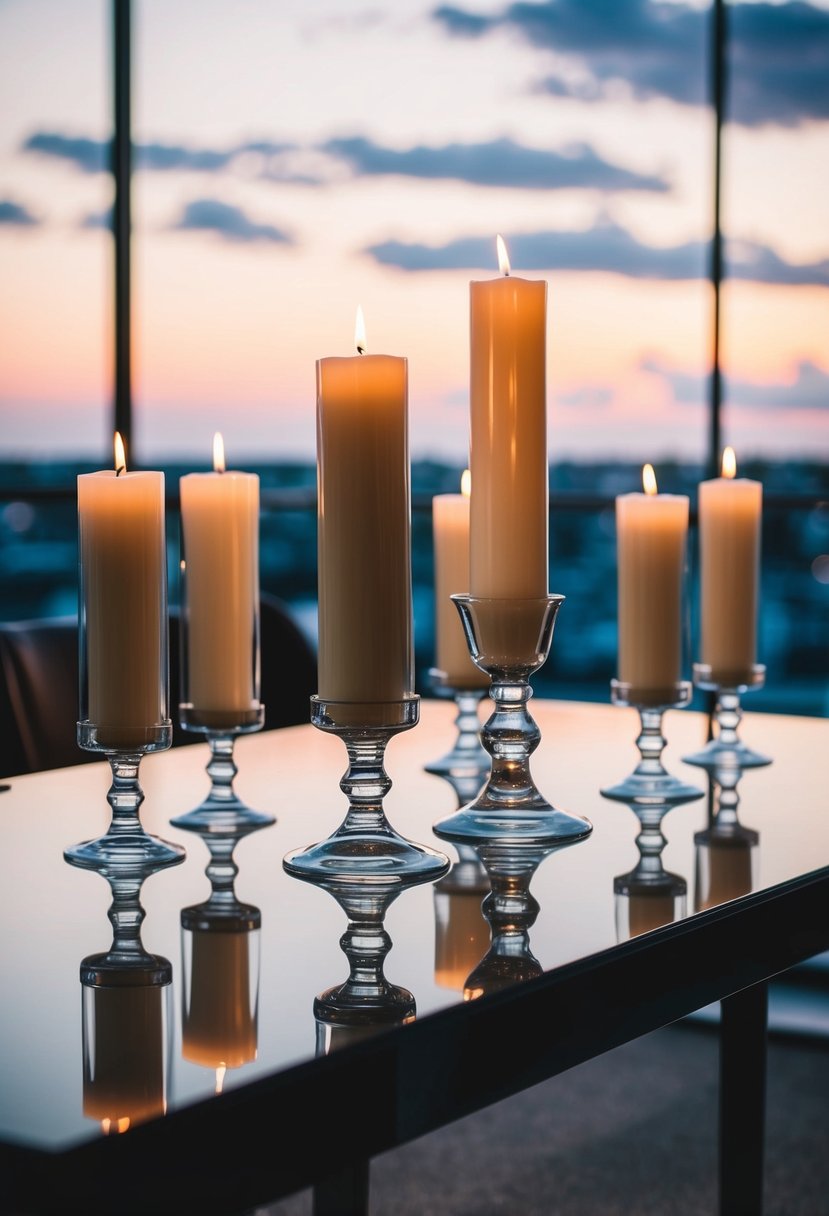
[[682, 662, 771, 771], [176, 529, 269, 833], [433, 595, 592, 848], [423, 666, 490, 806], [283, 695, 449, 884], [600, 679, 704, 808]]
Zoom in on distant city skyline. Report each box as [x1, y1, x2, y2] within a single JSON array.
[[1, 0, 828, 464]]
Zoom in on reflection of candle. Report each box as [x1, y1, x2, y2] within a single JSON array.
[[180, 433, 260, 727], [616, 464, 689, 702], [77, 432, 166, 748], [432, 470, 489, 688], [83, 982, 165, 1130], [434, 888, 490, 991], [469, 236, 548, 599], [699, 447, 762, 685], [182, 928, 257, 1072], [316, 308, 413, 703], [628, 890, 677, 938], [696, 835, 754, 910]]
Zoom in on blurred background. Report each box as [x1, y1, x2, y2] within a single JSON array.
[[1, 0, 827, 714]]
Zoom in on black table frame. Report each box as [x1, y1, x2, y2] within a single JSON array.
[[2, 869, 827, 1216]]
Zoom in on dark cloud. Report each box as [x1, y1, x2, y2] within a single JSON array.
[[433, 0, 829, 127], [0, 199, 38, 226], [24, 131, 107, 173], [644, 358, 829, 411], [171, 198, 293, 244], [323, 135, 669, 191], [366, 220, 829, 286]]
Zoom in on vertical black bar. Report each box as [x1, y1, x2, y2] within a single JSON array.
[[719, 980, 768, 1215], [313, 1161, 370, 1216], [112, 0, 132, 458], [709, 0, 726, 478]]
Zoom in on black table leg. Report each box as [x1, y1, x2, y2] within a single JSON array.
[[312, 1158, 370, 1216], [719, 980, 768, 1216]]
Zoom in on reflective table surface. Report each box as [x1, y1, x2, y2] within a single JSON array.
[[0, 698, 827, 1206]]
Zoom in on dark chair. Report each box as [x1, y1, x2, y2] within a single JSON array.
[[0, 594, 317, 778]]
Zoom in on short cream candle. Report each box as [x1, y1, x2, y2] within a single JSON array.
[[698, 447, 762, 686], [469, 236, 548, 599], [616, 464, 689, 704], [432, 470, 489, 688], [180, 433, 260, 728], [316, 309, 413, 704], [77, 433, 167, 749]]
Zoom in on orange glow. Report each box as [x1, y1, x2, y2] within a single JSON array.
[[722, 446, 736, 478], [496, 234, 510, 276], [642, 463, 658, 495], [215, 1064, 227, 1095], [460, 468, 471, 497], [213, 431, 226, 473], [114, 431, 126, 474]]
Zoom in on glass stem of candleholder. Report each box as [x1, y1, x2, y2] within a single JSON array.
[[204, 733, 242, 808], [601, 684, 703, 809], [338, 731, 394, 839]]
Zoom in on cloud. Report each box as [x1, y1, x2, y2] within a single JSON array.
[[24, 131, 107, 173], [433, 0, 829, 127], [0, 199, 38, 226], [644, 357, 829, 410], [323, 135, 669, 191], [366, 219, 829, 285], [80, 207, 112, 231], [171, 198, 293, 244]]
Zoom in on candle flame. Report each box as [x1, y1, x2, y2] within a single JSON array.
[[215, 1064, 227, 1095], [722, 445, 736, 479], [642, 463, 658, 496], [113, 431, 126, 475], [460, 468, 471, 498], [496, 234, 511, 276], [355, 305, 367, 355], [101, 1117, 131, 1135], [213, 431, 226, 473]]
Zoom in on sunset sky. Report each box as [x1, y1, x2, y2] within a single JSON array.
[[1, 0, 827, 466]]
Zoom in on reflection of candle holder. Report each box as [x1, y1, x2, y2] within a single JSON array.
[[434, 596, 592, 848], [171, 714, 273, 837], [462, 838, 557, 999], [76, 856, 173, 1134], [694, 749, 759, 911], [600, 680, 704, 808], [287, 864, 420, 1047], [433, 854, 490, 992], [424, 667, 490, 806], [283, 695, 449, 883], [66, 727, 185, 871], [611, 801, 687, 941], [683, 663, 771, 771]]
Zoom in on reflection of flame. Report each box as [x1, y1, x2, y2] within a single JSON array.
[[461, 468, 471, 497], [722, 445, 736, 479], [114, 431, 126, 475], [496, 233, 510, 276], [101, 1116, 131, 1135], [642, 463, 658, 495], [355, 305, 367, 354], [215, 1063, 227, 1095], [213, 431, 226, 473]]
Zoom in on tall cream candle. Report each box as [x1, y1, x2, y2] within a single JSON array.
[[432, 470, 489, 688], [78, 433, 167, 749], [616, 464, 689, 704], [180, 433, 260, 728], [698, 447, 762, 686], [316, 309, 413, 703], [469, 235, 548, 599]]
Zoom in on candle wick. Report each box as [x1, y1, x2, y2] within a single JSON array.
[[116, 465, 125, 478], [356, 344, 365, 356]]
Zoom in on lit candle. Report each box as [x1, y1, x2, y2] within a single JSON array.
[[179, 434, 260, 727], [469, 235, 548, 599], [77, 433, 167, 749], [698, 447, 762, 686], [616, 464, 689, 704], [316, 308, 413, 704], [182, 927, 257, 1076], [432, 470, 489, 688]]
